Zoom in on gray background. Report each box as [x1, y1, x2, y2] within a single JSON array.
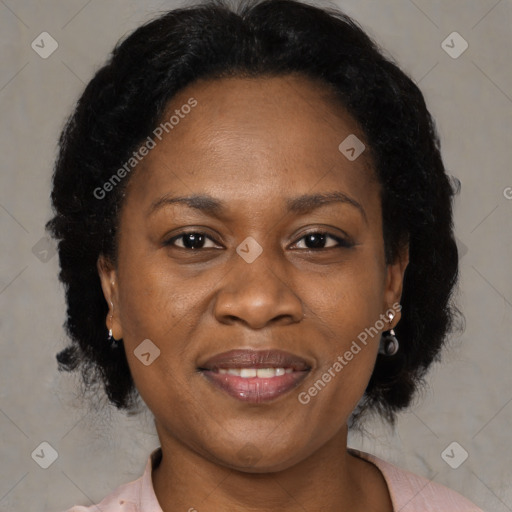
[[0, 0, 511, 511]]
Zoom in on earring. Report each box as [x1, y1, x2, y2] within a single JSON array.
[[108, 324, 119, 349], [108, 303, 119, 349], [379, 311, 399, 356]]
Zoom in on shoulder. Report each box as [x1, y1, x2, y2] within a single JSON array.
[[61, 448, 163, 512], [61, 477, 142, 512], [348, 448, 485, 512]]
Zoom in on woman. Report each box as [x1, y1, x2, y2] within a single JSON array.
[[47, 0, 484, 510]]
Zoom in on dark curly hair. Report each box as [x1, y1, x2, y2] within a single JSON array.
[[46, 0, 462, 426]]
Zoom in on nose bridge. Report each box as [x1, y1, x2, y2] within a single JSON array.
[[213, 239, 303, 328], [233, 238, 287, 300], [237, 241, 280, 288]]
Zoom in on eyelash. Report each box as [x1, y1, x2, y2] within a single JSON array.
[[164, 230, 353, 251]]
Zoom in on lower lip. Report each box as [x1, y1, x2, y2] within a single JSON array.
[[200, 370, 309, 403]]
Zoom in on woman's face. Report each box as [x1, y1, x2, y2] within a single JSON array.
[[99, 74, 408, 472]]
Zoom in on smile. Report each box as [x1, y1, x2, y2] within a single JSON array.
[[198, 349, 311, 403], [217, 367, 293, 377]]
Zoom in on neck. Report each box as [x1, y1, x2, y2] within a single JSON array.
[[151, 423, 392, 512]]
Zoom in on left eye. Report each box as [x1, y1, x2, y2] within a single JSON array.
[[293, 232, 349, 250]]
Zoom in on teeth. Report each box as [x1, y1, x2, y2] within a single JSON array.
[[257, 368, 276, 378], [216, 368, 293, 378]]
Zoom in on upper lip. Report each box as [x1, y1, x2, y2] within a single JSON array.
[[199, 349, 311, 371]]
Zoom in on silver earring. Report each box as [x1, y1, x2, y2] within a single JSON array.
[[108, 326, 119, 349], [379, 311, 399, 356], [108, 303, 119, 348]]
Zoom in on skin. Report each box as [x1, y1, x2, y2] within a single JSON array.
[[98, 73, 409, 512]]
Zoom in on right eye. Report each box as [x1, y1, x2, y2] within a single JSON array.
[[163, 231, 221, 250]]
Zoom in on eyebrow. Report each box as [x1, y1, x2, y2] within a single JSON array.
[[148, 191, 367, 224]]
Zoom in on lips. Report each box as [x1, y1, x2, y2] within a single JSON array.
[[199, 349, 311, 371], [198, 349, 311, 403]]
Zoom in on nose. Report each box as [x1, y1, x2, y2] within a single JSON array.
[[213, 250, 304, 329]]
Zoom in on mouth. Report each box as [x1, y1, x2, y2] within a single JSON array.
[[198, 349, 311, 403]]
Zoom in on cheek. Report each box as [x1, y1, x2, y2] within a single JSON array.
[[301, 258, 385, 396], [116, 243, 195, 340], [299, 290, 381, 435], [306, 258, 385, 336], [114, 249, 219, 399]]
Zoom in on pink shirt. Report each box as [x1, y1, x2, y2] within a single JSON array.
[[64, 447, 485, 511]]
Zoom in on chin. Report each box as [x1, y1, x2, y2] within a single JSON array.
[[212, 443, 308, 474]]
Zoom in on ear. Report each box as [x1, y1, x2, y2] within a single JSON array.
[[97, 254, 123, 340], [383, 241, 409, 328]]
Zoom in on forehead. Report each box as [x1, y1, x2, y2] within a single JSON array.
[[122, 74, 378, 216]]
